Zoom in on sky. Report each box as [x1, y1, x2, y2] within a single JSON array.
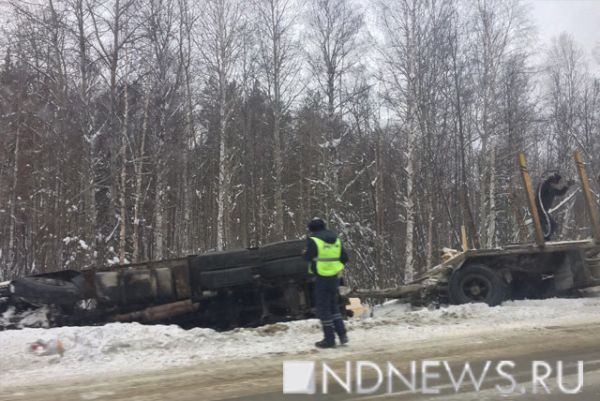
[[530, 0, 600, 66]]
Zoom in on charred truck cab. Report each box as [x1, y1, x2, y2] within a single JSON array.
[[1, 240, 330, 330]]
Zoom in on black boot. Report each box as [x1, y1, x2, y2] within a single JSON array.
[[315, 339, 336, 348], [316, 320, 336, 348]]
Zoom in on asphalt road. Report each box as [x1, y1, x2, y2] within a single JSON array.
[[2, 322, 600, 401], [236, 340, 600, 401]]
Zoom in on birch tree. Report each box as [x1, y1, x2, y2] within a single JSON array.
[[545, 33, 587, 166], [378, 0, 425, 283], [196, 0, 246, 250], [177, 0, 197, 254], [468, 0, 530, 247], [87, 0, 139, 264], [253, 0, 302, 239], [306, 0, 364, 221]]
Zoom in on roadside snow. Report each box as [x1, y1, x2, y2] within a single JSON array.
[[2, 298, 600, 386]]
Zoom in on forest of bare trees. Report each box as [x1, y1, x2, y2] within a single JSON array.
[[1, 0, 599, 289]]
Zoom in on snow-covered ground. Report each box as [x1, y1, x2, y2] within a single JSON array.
[[2, 298, 600, 387]]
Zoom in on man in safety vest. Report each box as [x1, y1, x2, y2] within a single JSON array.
[[305, 218, 349, 348]]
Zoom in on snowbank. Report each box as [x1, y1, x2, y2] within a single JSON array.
[[2, 298, 600, 386]]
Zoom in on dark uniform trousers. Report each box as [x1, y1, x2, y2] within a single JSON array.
[[315, 275, 346, 343]]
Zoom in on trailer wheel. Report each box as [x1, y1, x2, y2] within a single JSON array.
[[448, 264, 509, 306]]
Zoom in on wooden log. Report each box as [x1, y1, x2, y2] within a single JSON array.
[[518, 153, 545, 248], [574, 151, 600, 243], [112, 299, 199, 323]]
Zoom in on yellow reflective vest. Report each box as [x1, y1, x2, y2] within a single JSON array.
[[309, 237, 345, 276]]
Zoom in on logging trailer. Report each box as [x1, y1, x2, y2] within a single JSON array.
[[351, 151, 600, 306]]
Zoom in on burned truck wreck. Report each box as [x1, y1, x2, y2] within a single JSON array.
[[2, 151, 599, 330], [0, 239, 321, 330]]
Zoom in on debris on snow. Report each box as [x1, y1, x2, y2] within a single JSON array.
[[29, 338, 65, 357], [254, 323, 289, 336], [1, 298, 600, 386]]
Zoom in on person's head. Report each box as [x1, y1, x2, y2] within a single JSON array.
[[307, 218, 326, 233], [548, 172, 562, 183]]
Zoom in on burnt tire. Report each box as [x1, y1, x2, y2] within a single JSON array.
[[448, 264, 509, 306], [11, 276, 83, 306]]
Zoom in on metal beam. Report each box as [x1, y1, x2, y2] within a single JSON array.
[[518, 153, 545, 247], [574, 151, 600, 243]]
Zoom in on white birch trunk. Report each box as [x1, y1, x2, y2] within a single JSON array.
[[374, 127, 385, 285], [272, 83, 284, 239], [118, 54, 129, 265], [404, 119, 416, 283], [271, 0, 284, 238], [132, 93, 149, 262], [154, 171, 165, 260], [479, 134, 488, 245], [180, 0, 194, 254], [426, 207, 433, 269], [216, 65, 227, 251], [182, 144, 191, 254], [486, 144, 496, 248], [181, 67, 193, 253], [403, 3, 417, 284], [209, 0, 239, 251], [8, 125, 20, 267]]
